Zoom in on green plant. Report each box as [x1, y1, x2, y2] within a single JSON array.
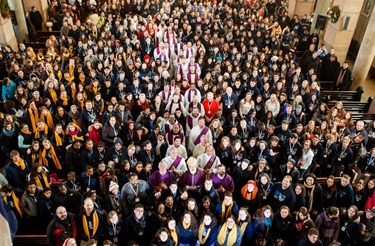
[[0, 0, 11, 19], [328, 5, 341, 23]]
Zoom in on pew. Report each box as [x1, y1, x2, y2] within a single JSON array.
[[318, 80, 335, 91], [320, 88, 364, 102], [327, 97, 373, 113]]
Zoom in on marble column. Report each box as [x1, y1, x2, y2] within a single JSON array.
[[0, 16, 18, 50], [11, 0, 28, 42], [351, 4, 375, 90]]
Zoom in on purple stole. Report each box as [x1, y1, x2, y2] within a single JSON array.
[[194, 126, 209, 145], [187, 116, 194, 129], [167, 132, 183, 145], [204, 155, 217, 169], [164, 123, 171, 133], [171, 156, 182, 169], [161, 91, 171, 102], [187, 89, 197, 102], [187, 73, 199, 84], [168, 101, 181, 113], [155, 47, 161, 57], [188, 102, 202, 112], [185, 49, 191, 59]]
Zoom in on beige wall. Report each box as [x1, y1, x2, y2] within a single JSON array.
[[22, 0, 49, 31]]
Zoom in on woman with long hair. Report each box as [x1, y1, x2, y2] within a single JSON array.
[[237, 208, 254, 246], [151, 227, 174, 246], [215, 137, 234, 173], [177, 211, 198, 246], [239, 92, 255, 118], [166, 217, 180, 246], [338, 205, 361, 246], [65, 122, 84, 145], [27, 162, 50, 190], [293, 183, 307, 212], [365, 179, 375, 210], [253, 205, 274, 245], [257, 173, 274, 207], [292, 206, 315, 244], [196, 212, 219, 246], [209, 119, 224, 146], [322, 175, 338, 209], [216, 215, 242, 246], [272, 206, 293, 245], [103, 210, 124, 245]]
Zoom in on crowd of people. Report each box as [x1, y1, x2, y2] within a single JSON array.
[[0, 0, 375, 246]]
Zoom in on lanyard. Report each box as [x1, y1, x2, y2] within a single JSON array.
[[130, 184, 139, 196]]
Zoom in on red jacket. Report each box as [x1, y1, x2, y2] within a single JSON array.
[[88, 126, 101, 145]]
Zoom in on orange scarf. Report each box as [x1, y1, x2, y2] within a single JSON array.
[[82, 211, 99, 239], [72, 118, 81, 128], [71, 88, 77, 100], [92, 86, 99, 94], [69, 65, 75, 78], [77, 98, 85, 109], [217, 222, 237, 246], [34, 171, 50, 189], [2, 191, 23, 217], [54, 131, 64, 146], [13, 158, 27, 170], [40, 146, 62, 170], [198, 222, 212, 244], [35, 124, 49, 139], [57, 70, 62, 80], [221, 202, 233, 222], [21, 129, 32, 135], [170, 229, 178, 246], [41, 112, 55, 129], [61, 96, 69, 106], [28, 107, 39, 133], [241, 181, 259, 201], [49, 88, 58, 103]]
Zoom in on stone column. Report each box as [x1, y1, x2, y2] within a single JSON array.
[[311, 0, 331, 32], [289, 0, 317, 18], [0, 16, 18, 50], [323, 0, 365, 64], [351, 4, 375, 89], [11, 0, 28, 42]]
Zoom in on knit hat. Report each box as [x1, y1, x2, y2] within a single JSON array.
[[287, 159, 296, 166], [114, 138, 123, 145], [109, 181, 119, 193]]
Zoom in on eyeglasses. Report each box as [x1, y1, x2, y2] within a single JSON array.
[[135, 210, 144, 213]]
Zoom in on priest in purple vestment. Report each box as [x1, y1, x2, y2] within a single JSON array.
[[211, 164, 235, 200], [148, 160, 177, 192], [178, 157, 205, 200]]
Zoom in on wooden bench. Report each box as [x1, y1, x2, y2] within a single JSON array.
[[351, 113, 375, 123], [37, 31, 61, 37], [327, 97, 373, 113], [319, 81, 335, 90], [320, 89, 364, 102], [14, 234, 48, 246]]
